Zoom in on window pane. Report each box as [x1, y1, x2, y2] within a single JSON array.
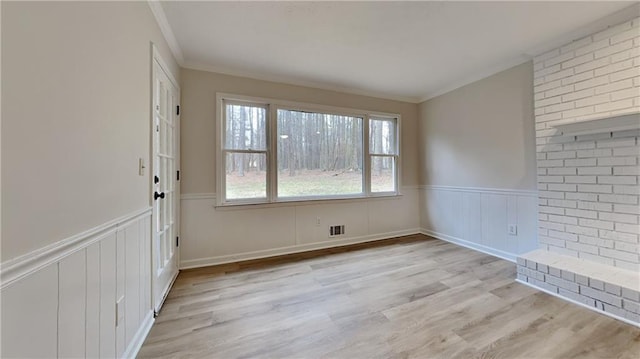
[[225, 152, 267, 200], [277, 109, 363, 197], [371, 156, 396, 193], [225, 103, 266, 150], [369, 118, 397, 155]]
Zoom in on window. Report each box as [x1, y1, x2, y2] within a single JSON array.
[[218, 95, 400, 205]]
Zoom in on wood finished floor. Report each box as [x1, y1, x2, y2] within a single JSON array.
[[139, 235, 640, 358]]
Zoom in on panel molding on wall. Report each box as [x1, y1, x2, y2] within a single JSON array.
[[1, 208, 153, 359], [180, 186, 422, 269], [0, 207, 152, 290], [419, 185, 538, 262]]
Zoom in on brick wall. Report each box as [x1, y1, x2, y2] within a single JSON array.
[[534, 17, 640, 271]]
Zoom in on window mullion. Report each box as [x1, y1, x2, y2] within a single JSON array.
[[364, 114, 371, 196], [268, 105, 278, 202]]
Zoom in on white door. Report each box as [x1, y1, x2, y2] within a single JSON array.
[[151, 49, 180, 314]]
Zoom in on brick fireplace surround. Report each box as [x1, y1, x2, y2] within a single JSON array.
[[516, 16, 640, 326]]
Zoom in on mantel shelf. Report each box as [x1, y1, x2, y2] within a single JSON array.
[[551, 113, 640, 136]]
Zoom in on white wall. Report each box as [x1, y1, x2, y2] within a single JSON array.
[[179, 68, 421, 267], [417, 62, 539, 260], [1, 1, 178, 261]]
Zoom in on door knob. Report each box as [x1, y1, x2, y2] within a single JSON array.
[[154, 191, 165, 200]]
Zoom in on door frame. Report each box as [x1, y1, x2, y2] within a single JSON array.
[[150, 43, 180, 314]]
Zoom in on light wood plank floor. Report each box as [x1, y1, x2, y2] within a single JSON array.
[[139, 234, 640, 358]]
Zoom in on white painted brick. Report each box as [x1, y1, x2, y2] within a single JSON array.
[[539, 143, 564, 152], [564, 141, 595, 150], [546, 84, 575, 98], [614, 203, 640, 215], [589, 278, 605, 290], [592, 21, 633, 42], [598, 176, 637, 185], [546, 275, 580, 292], [599, 229, 638, 243], [622, 288, 640, 302], [538, 159, 564, 168], [580, 286, 623, 307], [581, 251, 615, 265], [545, 102, 575, 114], [545, 69, 575, 83], [539, 191, 565, 199], [565, 224, 598, 236], [538, 183, 548, 191], [547, 199, 577, 209], [540, 205, 565, 215], [578, 235, 614, 248], [578, 166, 612, 175], [599, 193, 639, 204], [605, 283, 623, 296], [566, 192, 598, 201], [565, 175, 596, 184], [615, 222, 640, 235], [540, 220, 565, 231], [594, 59, 633, 77], [548, 183, 577, 192], [577, 132, 612, 142], [562, 106, 596, 120], [538, 168, 547, 176], [600, 247, 639, 263], [565, 158, 597, 167], [594, 98, 634, 113], [559, 288, 597, 307], [536, 112, 562, 123], [535, 95, 562, 108], [537, 152, 547, 160], [548, 266, 561, 278], [623, 299, 640, 315], [563, 53, 595, 69], [562, 87, 595, 101], [579, 218, 614, 230], [612, 129, 640, 138], [613, 147, 640, 157], [610, 67, 640, 82], [615, 241, 639, 254], [577, 184, 612, 193], [598, 157, 637, 166], [577, 148, 612, 158], [594, 78, 634, 95], [539, 198, 548, 206], [548, 167, 577, 175], [538, 264, 549, 273], [616, 260, 640, 272], [574, 38, 608, 56], [547, 151, 576, 160], [562, 70, 594, 86], [577, 201, 612, 212], [594, 39, 633, 59], [516, 257, 526, 266], [517, 273, 527, 282], [610, 87, 640, 102], [599, 211, 638, 224], [548, 245, 578, 257], [546, 51, 576, 67], [565, 208, 598, 219], [538, 175, 564, 183], [526, 260, 537, 269], [539, 213, 549, 221], [548, 214, 578, 225], [611, 47, 640, 63], [614, 185, 640, 195], [574, 58, 610, 75], [610, 28, 640, 45], [540, 235, 566, 248], [529, 277, 559, 294], [567, 241, 599, 254], [535, 64, 562, 79], [535, 79, 562, 93], [576, 274, 589, 286], [535, 48, 561, 64], [535, 120, 547, 129], [549, 229, 578, 241], [597, 137, 636, 148], [575, 94, 610, 108]]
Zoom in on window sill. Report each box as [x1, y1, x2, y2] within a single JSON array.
[[214, 193, 403, 210]]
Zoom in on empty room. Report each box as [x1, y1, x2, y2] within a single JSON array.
[[2, 1, 640, 358]]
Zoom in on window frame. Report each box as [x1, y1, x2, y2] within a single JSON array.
[[216, 93, 401, 206]]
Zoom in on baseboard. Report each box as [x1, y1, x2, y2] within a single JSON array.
[[516, 279, 640, 328], [122, 310, 155, 358], [420, 228, 517, 263], [180, 228, 422, 269], [418, 185, 537, 197], [0, 207, 152, 289]]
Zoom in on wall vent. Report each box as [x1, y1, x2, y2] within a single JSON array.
[[329, 225, 345, 237]]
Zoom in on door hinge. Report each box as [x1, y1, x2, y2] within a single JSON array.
[[176, 170, 180, 181], [176, 236, 179, 247], [176, 105, 180, 115]]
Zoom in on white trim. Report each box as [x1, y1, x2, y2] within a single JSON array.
[[180, 228, 421, 269], [122, 310, 156, 359], [181, 193, 217, 200], [185, 61, 420, 104], [152, 44, 179, 90], [419, 185, 538, 197], [0, 207, 152, 289], [420, 228, 517, 263], [516, 279, 640, 328], [147, 0, 184, 66]]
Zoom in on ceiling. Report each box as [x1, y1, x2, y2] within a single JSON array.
[[157, 1, 636, 103]]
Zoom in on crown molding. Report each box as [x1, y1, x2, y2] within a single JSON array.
[[147, 0, 185, 66]]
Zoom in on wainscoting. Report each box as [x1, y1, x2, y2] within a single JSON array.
[[0, 208, 153, 358], [419, 185, 539, 261], [179, 187, 421, 269]]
